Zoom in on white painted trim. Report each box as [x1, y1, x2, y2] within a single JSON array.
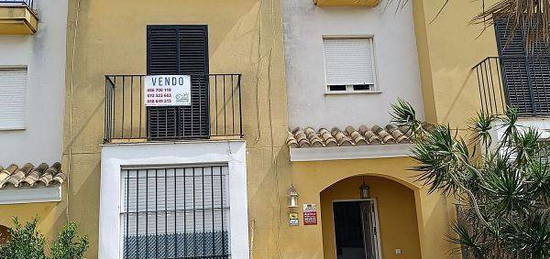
[[0, 185, 61, 205], [290, 144, 413, 162], [324, 90, 382, 95], [99, 140, 249, 259]]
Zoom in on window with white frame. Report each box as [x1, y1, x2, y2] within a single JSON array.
[[121, 165, 230, 259], [0, 67, 27, 130], [323, 37, 377, 93]]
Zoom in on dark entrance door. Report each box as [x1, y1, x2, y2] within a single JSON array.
[[333, 200, 379, 259], [146, 25, 210, 139]]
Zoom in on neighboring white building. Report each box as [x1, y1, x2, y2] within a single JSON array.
[[0, 0, 68, 166], [283, 0, 425, 129]]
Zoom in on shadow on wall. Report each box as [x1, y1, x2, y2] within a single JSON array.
[[438, 67, 480, 126]]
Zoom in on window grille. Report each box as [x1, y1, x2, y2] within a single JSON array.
[[121, 165, 230, 259]]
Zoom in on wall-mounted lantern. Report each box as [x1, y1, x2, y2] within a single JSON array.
[[288, 185, 299, 208], [360, 177, 370, 199]]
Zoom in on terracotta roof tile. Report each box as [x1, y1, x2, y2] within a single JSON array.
[[0, 162, 64, 189], [287, 124, 412, 148]]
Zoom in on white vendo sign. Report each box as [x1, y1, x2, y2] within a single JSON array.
[[144, 75, 191, 106]]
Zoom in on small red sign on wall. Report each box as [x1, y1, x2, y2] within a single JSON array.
[[303, 204, 318, 225]]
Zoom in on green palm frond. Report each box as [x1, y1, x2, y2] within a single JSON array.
[[470, 112, 495, 150], [390, 98, 426, 139], [525, 159, 550, 205], [482, 167, 529, 216], [411, 125, 471, 194], [448, 220, 487, 258], [514, 127, 542, 165], [502, 211, 550, 258], [498, 108, 520, 149]]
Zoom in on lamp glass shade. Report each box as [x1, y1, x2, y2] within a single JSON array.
[[289, 196, 298, 208], [360, 183, 370, 199], [288, 185, 299, 208]]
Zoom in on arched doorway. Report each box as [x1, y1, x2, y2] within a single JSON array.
[[321, 175, 421, 259]]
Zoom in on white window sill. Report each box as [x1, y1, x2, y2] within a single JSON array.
[[0, 126, 25, 131], [325, 90, 382, 95]]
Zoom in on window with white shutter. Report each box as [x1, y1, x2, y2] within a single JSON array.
[[323, 37, 377, 93], [0, 67, 26, 130], [121, 165, 230, 259]]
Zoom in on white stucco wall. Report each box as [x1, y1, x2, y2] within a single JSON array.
[[283, 0, 424, 129], [491, 118, 550, 142], [0, 0, 68, 166]]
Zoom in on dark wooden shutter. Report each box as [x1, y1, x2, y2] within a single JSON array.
[[147, 25, 209, 139], [147, 26, 179, 139], [494, 18, 550, 116], [178, 26, 210, 138]]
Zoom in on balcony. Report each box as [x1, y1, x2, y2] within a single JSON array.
[[0, 0, 38, 34], [313, 0, 379, 7], [104, 74, 243, 143], [474, 56, 550, 117]]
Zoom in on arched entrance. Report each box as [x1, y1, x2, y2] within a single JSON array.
[[321, 175, 421, 259]]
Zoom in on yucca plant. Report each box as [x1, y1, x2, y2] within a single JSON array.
[[391, 100, 550, 259]]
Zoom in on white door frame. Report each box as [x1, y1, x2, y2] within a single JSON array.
[[331, 199, 383, 259]]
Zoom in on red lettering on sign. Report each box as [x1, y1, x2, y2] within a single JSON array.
[[303, 211, 317, 225]]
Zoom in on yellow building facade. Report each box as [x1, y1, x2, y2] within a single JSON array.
[[0, 0, 505, 258], [61, 0, 289, 258], [279, 0, 499, 257]]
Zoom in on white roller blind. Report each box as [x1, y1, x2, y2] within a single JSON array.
[[0, 68, 26, 129], [323, 38, 375, 86]]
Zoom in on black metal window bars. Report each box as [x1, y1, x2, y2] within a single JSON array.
[[121, 165, 230, 259], [104, 74, 243, 142], [474, 55, 550, 117], [0, 0, 34, 9]]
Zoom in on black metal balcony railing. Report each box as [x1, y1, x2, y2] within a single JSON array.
[[104, 74, 242, 142], [474, 57, 507, 116], [474, 56, 550, 117], [0, 0, 34, 9]]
